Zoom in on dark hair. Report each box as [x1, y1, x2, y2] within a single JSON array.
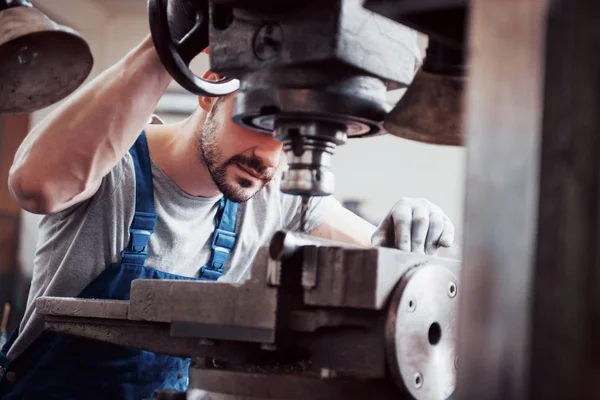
[[212, 94, 227, 112]]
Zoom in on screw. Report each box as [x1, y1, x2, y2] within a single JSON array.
[[5, 371, 16, 382], [414, 372, 423, 389], [448, 282, 457, 298], [320, 368, 337, 379], [260, 343, 277, 351], [253, 22, 283, 61], [407, 297, 416, 312]]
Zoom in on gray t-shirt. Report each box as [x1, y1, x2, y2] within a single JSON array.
[[8, 151, 339, 360]]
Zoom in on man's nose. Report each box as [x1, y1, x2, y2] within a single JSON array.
[[254, 137, 283, 169]]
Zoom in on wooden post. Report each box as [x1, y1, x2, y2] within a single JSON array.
[[0, 113, 29, 335], [457, 1, 600, 399]]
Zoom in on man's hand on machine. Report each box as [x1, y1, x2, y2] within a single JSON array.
[[371, 198, 455, 255]]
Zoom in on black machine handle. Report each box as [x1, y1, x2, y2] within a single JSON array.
[[0, 0, 33, 10], [148, 0, 240, 97]]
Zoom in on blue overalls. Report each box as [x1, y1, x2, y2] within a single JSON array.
[[0, 132, 238, 399]]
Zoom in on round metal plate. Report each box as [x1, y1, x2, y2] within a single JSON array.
[[385, 264, 459, 400]]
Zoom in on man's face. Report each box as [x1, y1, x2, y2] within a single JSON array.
[[198, 95, 284, 202]]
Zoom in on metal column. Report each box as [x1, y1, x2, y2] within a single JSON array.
[[457, 1, 600, 399]]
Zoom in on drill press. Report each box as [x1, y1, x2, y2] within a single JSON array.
[[149, 0, 421, 226], [34, 1, 465, 399]]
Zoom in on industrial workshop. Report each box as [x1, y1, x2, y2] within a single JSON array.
[[0, 0, 595, 399]]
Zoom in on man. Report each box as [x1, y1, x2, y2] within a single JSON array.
[[0, 35, 454, 399]]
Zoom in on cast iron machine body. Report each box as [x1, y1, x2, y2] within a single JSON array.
[[37, 231, 460, 399]]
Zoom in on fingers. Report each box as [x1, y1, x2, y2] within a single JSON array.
[[410, 206, 428, 254], [438, 216, 455, 248], [391, 202, 412, 251], [425, 212, 444, 255], [372, 198, 456, 254], [371, 215, 394, 247]]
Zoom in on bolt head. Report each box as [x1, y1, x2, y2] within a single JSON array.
[[320, 368, 337, 379], [260, 343, 277, 351], [198, 338, 215, 346], [448, 282, 457, 298], [407, 297, 416, 312], [414, 372, 423, 389], [5, 371, 16, 382]]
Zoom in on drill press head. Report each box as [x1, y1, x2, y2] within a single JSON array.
[[149, 0, 421, 197], [208, 0, 421, 198]]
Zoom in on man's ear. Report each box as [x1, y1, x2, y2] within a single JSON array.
[[198, 70, 221, 112]]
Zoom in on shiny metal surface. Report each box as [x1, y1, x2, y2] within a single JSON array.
[[0, 6, 93, 113], [268, 230, 358, 261], [386, 264, 458, 400], [279, 169, 335, 197], [275, 120, 347, 196], [233, 72, 389, 137]]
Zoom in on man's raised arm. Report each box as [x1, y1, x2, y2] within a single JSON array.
[[8, 35, 172, 214]]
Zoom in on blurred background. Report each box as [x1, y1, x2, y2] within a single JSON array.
[[0, 0, 466, 339]]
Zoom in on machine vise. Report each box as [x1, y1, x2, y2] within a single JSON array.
[[37, 231, 460, 400]]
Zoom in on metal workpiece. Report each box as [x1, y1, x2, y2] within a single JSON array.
[[268, 230, 360, 261], [301, 243, 460, 310], [386, 264, 458, 400]]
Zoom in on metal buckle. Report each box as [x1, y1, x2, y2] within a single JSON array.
[[211, 229, 236, 253], [129, 228, 152, 252]]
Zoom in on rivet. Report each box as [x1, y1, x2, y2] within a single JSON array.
[[414, 372, 423, 389], [5, 371, 16, 382], [407, 297, 416, 312], [260, 343, 277, 351], [320, 368, 337, 379], [448, 282, 457, 298]]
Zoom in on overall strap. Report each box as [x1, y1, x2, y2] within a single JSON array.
[[199, 198, 238, 281], [121, 132, 158, 265]]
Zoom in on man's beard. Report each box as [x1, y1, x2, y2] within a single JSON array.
[[199, 113, 273, 203]]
